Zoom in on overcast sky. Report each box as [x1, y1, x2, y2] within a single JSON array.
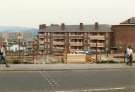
[[0, 0, 134, 28]]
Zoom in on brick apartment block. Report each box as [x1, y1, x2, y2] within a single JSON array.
[[38, 22, 112, 55], [37, 17, 135, 55]]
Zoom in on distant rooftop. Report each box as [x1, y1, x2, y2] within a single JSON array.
[[120, 17, 135, 24], [39, 23, 112, 32]]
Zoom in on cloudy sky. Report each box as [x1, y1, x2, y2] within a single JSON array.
[[0, 0, 134, 28]]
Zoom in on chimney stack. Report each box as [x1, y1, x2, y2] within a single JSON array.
[[51, 24, 59, 26], [61, 23, 65, 30], [80, 23, 84, 29], [39, 24, 46, 29], [95, 22, 99, 30], [128, 19, 131, 24]]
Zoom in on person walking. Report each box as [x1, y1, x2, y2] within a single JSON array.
[[0, 45, 10, 67], [126, 46, 133, 66], [125, 47, 129, 65]]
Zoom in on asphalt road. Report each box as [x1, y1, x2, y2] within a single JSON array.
[[0, 69, 135, 92]]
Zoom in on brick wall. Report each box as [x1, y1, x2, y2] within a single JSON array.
[[112, 25, 135, 49]]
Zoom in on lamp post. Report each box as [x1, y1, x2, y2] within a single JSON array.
[[16, 32, 23, 63], [96, 40, 98, 63], [32, 39, 37, 64], [19, 38, 20, 61], [32, 41, 35, 64]]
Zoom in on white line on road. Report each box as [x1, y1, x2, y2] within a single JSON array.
[[55, 87, 126, 92], [85, 87, 126, 92], [39, 71, 60, 87]]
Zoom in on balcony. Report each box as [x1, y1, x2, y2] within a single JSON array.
[[39, 45, 44, 50], [53, 34, 65, 36], [53, 36, 65, 39], [39, 41, 44, 45], [38, 34, 45, 38], [70, 42, 83, 46], [53, 41, 65, 45], [90, 43, 105, 47], [69, 34, 84, 36], [89, 36, 105, 40], [69, 36, 84, 39], [38, 29, 45, 33], [52, 47, 64, 52]]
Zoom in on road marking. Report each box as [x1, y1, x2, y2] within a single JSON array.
[[86, 87, 126, 92], [39, 71, 60, 87], [55, 87, 126, 92]]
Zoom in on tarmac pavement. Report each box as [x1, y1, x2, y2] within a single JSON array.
[[0, 63, 135, 71]]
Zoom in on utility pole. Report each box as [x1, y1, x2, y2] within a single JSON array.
[[32, 41, 35, 64], [18, 38, 21, 62], [96, 40, 98, 63], [16, 32, 23, 63]]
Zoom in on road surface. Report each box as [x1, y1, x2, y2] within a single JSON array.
[[0, 69, 135, 92]]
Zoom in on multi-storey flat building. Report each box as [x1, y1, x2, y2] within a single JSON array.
[[38, 23, 112, 55]]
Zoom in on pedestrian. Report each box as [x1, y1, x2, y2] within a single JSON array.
[[125, 47, 129, 65], [0, 45, 10, 67], [127, 46, 133, 66]]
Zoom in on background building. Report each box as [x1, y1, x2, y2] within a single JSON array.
[[112, 17, 135, 49], [38, 23, 112, 55]]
